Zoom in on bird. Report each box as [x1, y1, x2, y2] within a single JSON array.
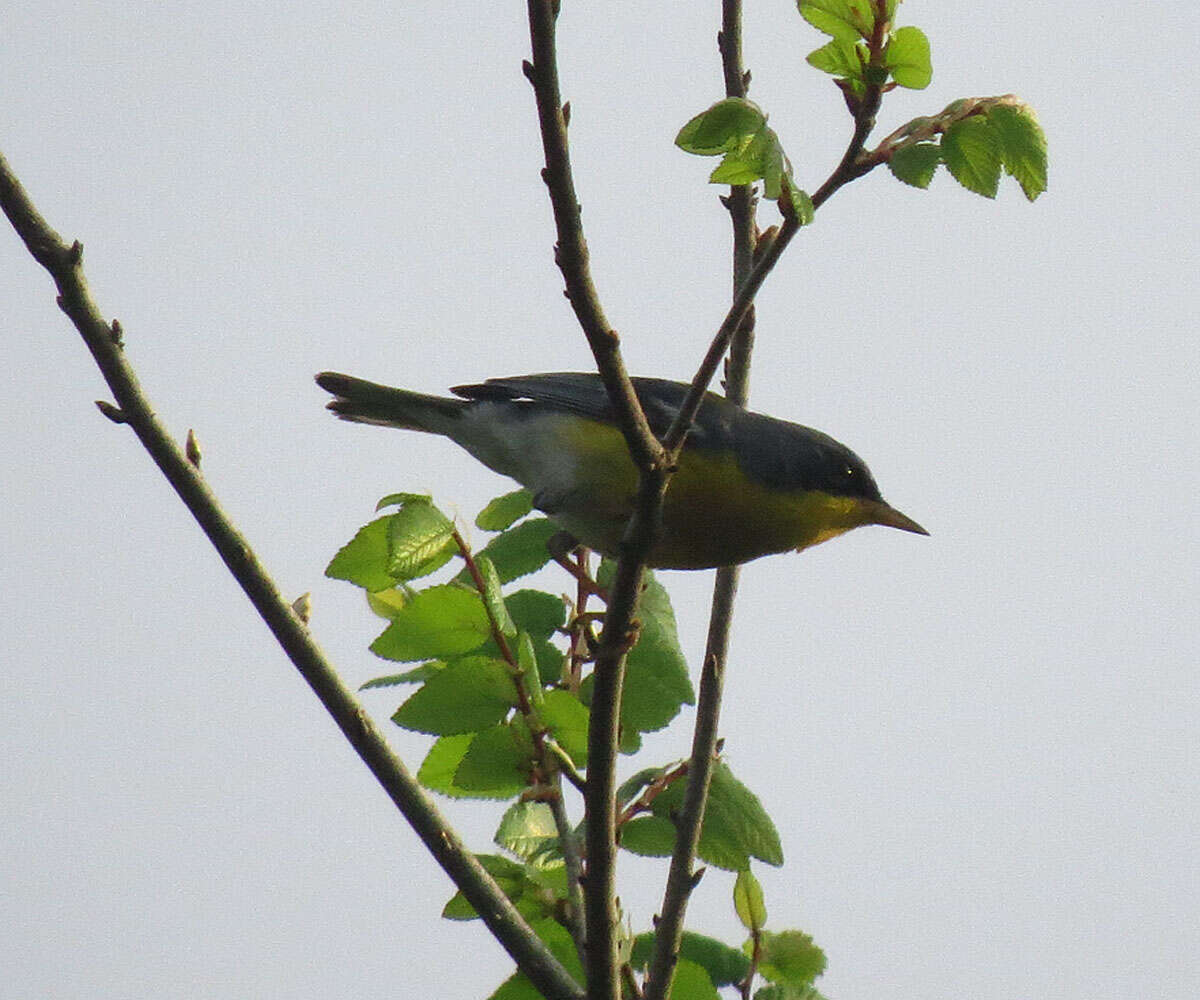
[[316, 371, 927, 570]]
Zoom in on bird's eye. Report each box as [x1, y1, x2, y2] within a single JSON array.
[[844, 465, 855, 478]]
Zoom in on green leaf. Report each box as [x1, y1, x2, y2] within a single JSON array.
[[710, 152, 765, 187], [677, 98, 797, 205], [365, 586, 409, 620], [704, 763, 784, 869], [705, 123, 779, 189], [755, 986, 829, 1000], [986, 104, 1048, 201], [476, 489, 534, 531], [616, 766, 663, 805], [884, 25, 932, 89], [539, 689, 590, 768], [488, 974, 541, 1000], [463, 518, 558, 585], [386, 501, 456, 580], [734, 869, 767, 932], [441, 854, 528, 921], [805, 38, 864, 80], [630, 932, 751, 988], [495, 801, 560, 862], [359, 660, 444, 689], [507, 590, 565, 687], [516, 632, 544, 707], [619, 573, 695, 736], [375, 491, 433, 510], [454, 723, 532, 796], [524, 859, 568, 896], [665, 958, 721, 1000], [797, 0, 874, 42], [942, 116, 1003, 198], [489, 918, 584, 999], [676, 98, 768, 155], [799, 6, 858, 44], [325, 516, 394, 591], [505, 589, 566, 639], [392, 655, 517, 734], [474, 555, 517, 637], [489, 972, 541, 1000], [581, 568, 693, 741], [369, 584, 492, 661], [789, 189, 816, 226], [619, 815, 677, 857], [440, 891, 480, 921], [648, 762, 783, 871], [756, 931, 827, 988], [417, 734, 478, 798], [760, 129, 794, 201], [888, 141, 942, 189], [532, 637, 564, 687]]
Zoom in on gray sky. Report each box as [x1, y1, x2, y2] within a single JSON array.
[[3, 3, 1196, 998]]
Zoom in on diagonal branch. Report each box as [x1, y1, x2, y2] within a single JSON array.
[[0, 150, 585, 1000], [522, 1, 661, 472], [663, 0, 893, 459]]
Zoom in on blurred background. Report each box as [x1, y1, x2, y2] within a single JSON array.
[[2, 3, 1196, 998]]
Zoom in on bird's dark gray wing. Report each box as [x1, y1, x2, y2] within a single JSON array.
[[451, 373, 729, 445]]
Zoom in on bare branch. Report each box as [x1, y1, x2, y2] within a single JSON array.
[[644, 4, 758, 995], [0, 149, 584, 1000], [522, 4, 676, 996], [522, 1, 661, 472], [647, 6, 898, 995]]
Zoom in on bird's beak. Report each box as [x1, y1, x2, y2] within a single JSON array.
[[864, 500, 929, 537]]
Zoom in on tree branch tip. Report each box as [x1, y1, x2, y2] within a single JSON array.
[[68, 239, 83, 265], [688, 867, 706, 890], [109, 319, 124, 345], [185, 428, 202, 467], [95, 400, 127, 424], [291, 592, 313, 624], [562, 101, 571, 127], [521, 59, 535, 82]]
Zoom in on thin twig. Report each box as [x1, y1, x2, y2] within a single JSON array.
[[522, 4, 675, 997], [644, 6, 759, 995], [522, 1, 661, 472], [548, 784, 589, 966], [544, 737, 588, 793], [646, 6, 898, 996], [0, 150, 585, 1000], [456, 528, 591, 961], [615, 761, 690, 828], [661, 1, 896, 461]]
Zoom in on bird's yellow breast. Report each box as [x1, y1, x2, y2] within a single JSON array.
[[550, 417, 871, 569]]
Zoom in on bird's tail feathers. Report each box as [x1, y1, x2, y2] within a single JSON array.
[[315, 372, 466, 433]]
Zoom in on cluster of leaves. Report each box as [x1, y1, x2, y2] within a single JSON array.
[[328, 489, 818, 997], [630, 868, 830, 1000], [675, 99, 813, 220], [800, 0, 932, 94], [887, 101, 1047, 200], [678, 0, 1047, 207]]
